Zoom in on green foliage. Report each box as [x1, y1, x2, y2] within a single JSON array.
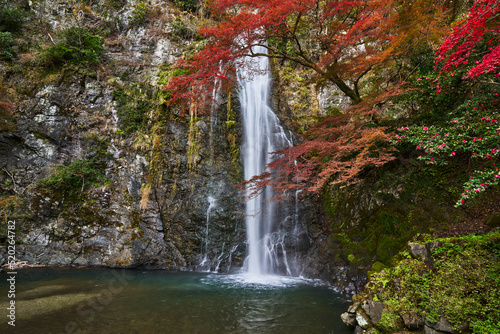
[[397, 71, 472, 122], [129, 1, 150, 26], [103, 0, 127, 10], [113, 84, 152, 134], [171, 18, 195, 39], [40, 27, 103, 67], [0, 2, 25, 33], [371, 261, 387, 273], [172, 68, 191, 77], [173, 0, 197, 12], [0, 31, 13, 59], [0, 1, 24, 60], [322, 161, 464, 270], [394, 71, 500, 206], [368, 231, 500, 334], [155, 65, 191, 104], [37, 159, 108, 200]]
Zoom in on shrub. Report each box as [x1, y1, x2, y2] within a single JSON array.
[[37, 159, 108, 199], [129, 1, 149, 26], [394, 72, 499, 206], [0, 2, 25, 33], [40, 27, 103, 67], [0, 31, 13, 59]]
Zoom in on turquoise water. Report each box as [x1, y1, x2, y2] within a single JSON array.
[[0, 268, 352, 333]]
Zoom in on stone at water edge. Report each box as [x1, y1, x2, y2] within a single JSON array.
[[355, 311, 371, 329], [341, 312, 357, 327], [361, 300, 384, 325]]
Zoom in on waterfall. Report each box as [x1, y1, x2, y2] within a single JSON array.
[[199, 196, 216, 271], [237, 46, 293, 277]]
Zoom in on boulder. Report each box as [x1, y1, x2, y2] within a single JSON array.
[[401, 312, 424, 330], [341, 312, 357, 328], [425, 317, 455, 333], [361, 300, 384, 325], [409, 242, 430, 260], [424, 325, 444, 334], [426, 240, 441, 254], [356, 311, 371, 329], [348, 301, 360, 314]]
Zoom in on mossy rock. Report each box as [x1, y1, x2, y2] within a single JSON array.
[[484, 213, 500, 228], [371, 261, 386, 273]]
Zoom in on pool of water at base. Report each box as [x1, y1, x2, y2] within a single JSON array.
[[0, 267, 353, 334]]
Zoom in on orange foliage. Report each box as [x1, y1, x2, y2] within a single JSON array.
[[245, 90, 402, 199], [167, 0, 403, 111]]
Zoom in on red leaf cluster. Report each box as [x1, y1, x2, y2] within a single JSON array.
[[166, 0, 398, 112], [245, 100, 399, 200], [436, 0, 500, 78]]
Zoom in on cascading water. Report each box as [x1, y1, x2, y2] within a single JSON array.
[[199, 196, 216, 271], [237, 46, 295, 278]]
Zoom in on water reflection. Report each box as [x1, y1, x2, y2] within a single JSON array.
[[0, 268, 352, 334]]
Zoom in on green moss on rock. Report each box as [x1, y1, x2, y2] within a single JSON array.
[[358, 230, 500, 334]]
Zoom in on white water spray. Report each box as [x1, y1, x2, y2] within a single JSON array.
[[199, 196, 216, 270]]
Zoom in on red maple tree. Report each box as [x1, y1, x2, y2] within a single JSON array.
[[167, 0, 399, 111], [166, 0, 457, 197], [436, 0, 500, 78]]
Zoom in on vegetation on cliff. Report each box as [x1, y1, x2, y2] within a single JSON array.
[[344, 230, 500, 333]]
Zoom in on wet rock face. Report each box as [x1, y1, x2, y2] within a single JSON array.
[[142, 118, 247, 271], [0, 1, 245, 272]]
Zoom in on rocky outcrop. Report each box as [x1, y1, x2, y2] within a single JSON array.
[[341, 299, 385, 333], [339, 233, 500, 334], [0, 0, 246, 272]]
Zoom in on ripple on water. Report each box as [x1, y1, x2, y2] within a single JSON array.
[[200, 273, 328, 290]]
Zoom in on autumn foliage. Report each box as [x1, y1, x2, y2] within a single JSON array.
[[253, 113, 397, 198], [166, 0, 499, 201], [394, 0, 500, 205], [167, 0, 400, 110], [436, 0, 500, 78]]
